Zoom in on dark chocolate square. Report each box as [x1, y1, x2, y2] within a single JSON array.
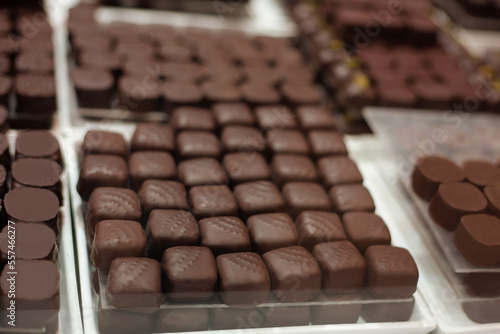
[[91, 220, 146, 271], [212, 103, 255, 126], [255, 105, 297, 130], [296, 106, 336, 131], [329, 184, 375, 214], [220, 126, 266, 153], [317, 156, 363, 188], [262, 246, 321, 302], [146, 210, 199, 260], [272, 154, 317, 186], [365, 245, 419, 299], [247, 213, 298, 255], [162, 246, 217, 301], [85, 187, 142, 241], [170, 107, 216, 132], [295, 211, 346, 251], [131, 123, 175, 153], [106, 257, 162, 313], [233, 181, 285, 218], [129, 151, 176, 191], [223, 153, 271, 185], [77, 154, 128, 201], [308, 131, 347, 158], [138, 180, 188, 220], [283, 182, 331, 218], [312, 241, 366, 293], [199, 216, 250, 256], [342, 212, 391, 254], [177, 131, 221, 160], [178, 158, 227, 187], [82, 130, 128, 158], [266, 130, 309, 156], [189, 185, 238, 219]]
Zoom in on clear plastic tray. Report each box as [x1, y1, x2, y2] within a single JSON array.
[[65, 125, 435, 334]]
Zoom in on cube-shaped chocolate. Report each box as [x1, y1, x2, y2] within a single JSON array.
[[162, 246, 217, 301], [308, 131, 347, 158], [295, 211, 346, 251], [255, 105, 297, 130], [266, 130, 309, 155], [272, 154, 317, 186], [106, 257, 162, 313], [217, 252, 271, 306], [85, 187, 141, 240], [177, 131, 221, 160], [262, 246, 321, 302], [317, 156, 363, 188], [189, 185, 238, 219], [131, 123, 175, 153], [129, 151, 176, 191], [178, 158, 227, 187], [170, 107, 215, 132], [220, 126, 266, 153], [82, 130, 128, 158], [342, 212, 391, 254], [138, 180, 188, 220], [329, 184, 375, 214], [146, 210, 199, 260], [213, 103, 254, 126], [77, 154, 128, 201], [247, 213, 298, 255], [365, 245, 419, 299], [283, 182, 331, 218], [223, 153, 271, 185], [312, 241, 366, 293], [233, 181, 285, 218], [91, 220, 146, 271], [199, 216, 250, 256]]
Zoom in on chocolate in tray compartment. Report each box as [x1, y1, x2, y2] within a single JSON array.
[[15, 130, 61, 163], [0, 223, 57, 262], [82, 130, 128, 159]]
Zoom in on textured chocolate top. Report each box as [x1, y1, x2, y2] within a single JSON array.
[[295, 211, 346, 251], [12, 158, 61, 187], [131, 123, 175, 153], [0, 223, 56, 260], [189, 185, 238, 218], [199, 216, 251, 256], [272, 154, 317, 186], [221, 126, 266, 153], [178, 158, 227, 187], [247, 213, 298, 255], [317, 156, 363, 188], [329, 184, 376, 214], [224, 153, 271, 184], [283, 182, 332, 218], [5, 188, 59, 223], [138, 180, 188, 215], [82, 130, 128, 158], [233, 181, 285, 217], [177, 131, 221, 160]]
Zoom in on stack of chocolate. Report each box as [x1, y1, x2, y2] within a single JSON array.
[[77, 121, 419, 332], [68, 4, 316, 115], [412, 156, 500, 323], [0, 130, 62, 331], [0, 3, 56, 129]]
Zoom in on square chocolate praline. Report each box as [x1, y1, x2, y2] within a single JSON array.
[[283, 182, 331, 219], [317, 156, 363, 189], [199, 216, 251, 256], [295, 211, 346, 251], [233, 181, 285, 218], [342, 212, 391, 254], [91, 220, 146, 272], [170, 107, 216, 132], [146, 210, 199, 260], [178, 158, 227, 187], [254, 105, 297, 130], [296, 106, 337, 131], [308, 131, 348, 158], [329, 184, 376, 214], [212, 103, 255, 126], [82, 130, 128, 159], [138, 180, 188, 220], [177, 131, 221, 160], [189, 185, 238, 219], [267, 130, 310, 156], [221, 126, 266, 153], [163, 246, 218, 301], [131, 123, 175, 153], [247, 213, 298, 255], [312, 241, 366, 294], [365, 245, 419, 299], [85, 187, 142, 240], [217, 252, 271, 306], [272, 154, 317, 186], [106, 257, 163, 313], [223, 153, 271, 185], [262, 246, 321, 302], [129, 151, 176, 191], [77, 154, 129, 201]]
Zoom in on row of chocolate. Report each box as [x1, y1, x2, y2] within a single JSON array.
[[0, 4, 56, 129], [0, 130, 62, 331], [68, 4, 318, 113]]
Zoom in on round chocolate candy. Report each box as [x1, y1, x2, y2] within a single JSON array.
[[15, 130, 61, 164], [463, 160, 500, 188], [411, 156, 465, 201]]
